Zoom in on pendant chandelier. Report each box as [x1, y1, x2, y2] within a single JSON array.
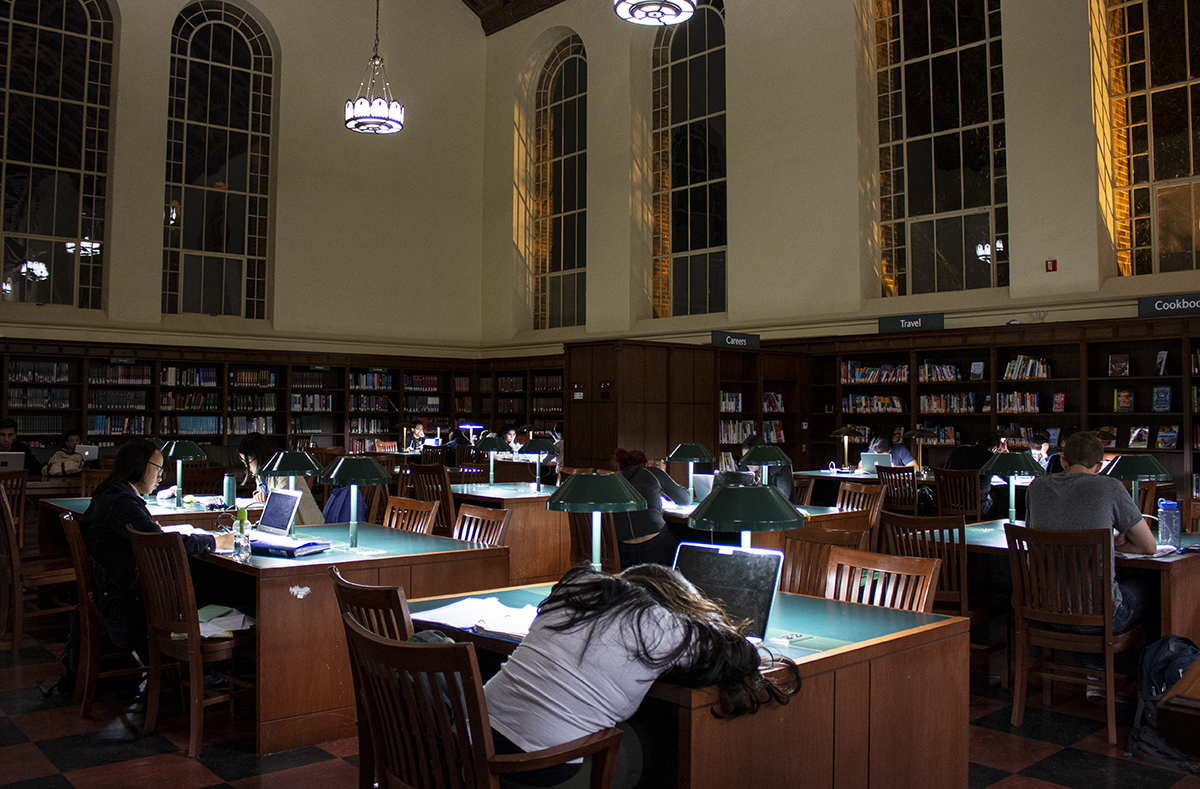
[[613, 0, 695, 25], [344, 0, 404, 134]]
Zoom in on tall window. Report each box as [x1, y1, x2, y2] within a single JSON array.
[[1109, 0, 1200, 275], [2, 0, 113, 308], [533, 36, 587, 329], [876, 0, 1007, 297], [651, 0, 726, 318], [162, 2, 272, 319]]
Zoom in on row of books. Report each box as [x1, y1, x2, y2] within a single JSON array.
[[1002, 355, 1050, 380], [13, 415, 64, 434], [762, 419, 786, 443], [8, 387, 71, 409], [533, 374, 564, 391], [88, 390, 149, 410], [915, 423, 958, 445], [917, 362, 961, 382], [719, 391, 744, 413], [495, 376, 527, 393], [840, 362, 909, 384], [291, 415, 324, 434], [88, 415, 148, 435], [532, 397, 564, 413], [918, 392, 977, 414], [228, 416, 276, 434], [89, 364, 153, 385], [404, 374, 441, 392], [160, 367, 218, 387], [292, 393, 337, 412], [350, 418, 392, 435], [230, 392, 277, 411], [1112, 387, 1173, 412], [843, 395, 905, 413], [1096, 424, 1178, 449], [762, 392, 786, 413], [293, 370, 338, 390], [455, 396, 473, 412], [405, 395, 442, 413], [231, 370, 277, 388], [455, 376, 472, 393], [718, 451, 738, 471], [160, 391, 220, 411], [351, 394, 391, 412], [160, 415, 221, 434], [497, 397, 526, 413], [351, 372, 394, 390], [350, 437, 402, 452], [719, 419, 756, 444], [996, 392, 1040, 413], [9, 360, 71, 383]]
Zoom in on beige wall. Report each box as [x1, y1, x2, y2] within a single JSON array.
[[3, 0, 1196, 359]]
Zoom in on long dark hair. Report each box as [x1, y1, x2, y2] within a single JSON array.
[[539, 565, 800, 718], [92, 438, 158, 498]]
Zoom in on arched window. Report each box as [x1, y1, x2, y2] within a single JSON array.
[[650, 1, 726, 318], [1109, 0, 1200, 275], [876, 0, 1007, 296], [533, 35, 587, 329], [1, 0, 114, 308], [162, 2, 272, 318]]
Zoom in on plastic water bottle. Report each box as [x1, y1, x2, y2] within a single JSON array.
[[1157, 498, 1181, 551], [234, 508, 252, 561]]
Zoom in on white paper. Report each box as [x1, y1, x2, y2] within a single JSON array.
[[199, 610, 256, 638], [160, 524, 206, 536], [413, 597, 538, 638], [1116, 544, 1178, 559]]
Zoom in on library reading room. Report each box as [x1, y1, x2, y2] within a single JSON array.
[[4, 1, 1200, 788]]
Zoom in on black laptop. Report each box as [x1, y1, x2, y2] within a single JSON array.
[[671, 542, 784, 641]]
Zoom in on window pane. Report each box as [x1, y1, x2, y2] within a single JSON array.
[[907, 138, 934, 216], [1157, 183, 1194, 271], [931, 53, 959, 132], [961, 126, 991, 208], [935, 216, 964, 292], [911, 220, 935, 294], [933, 132, 962, 212], [963, 212, 991, 289], [1151, 86, 1190, 180]]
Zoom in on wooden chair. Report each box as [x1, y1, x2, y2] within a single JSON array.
[[567, 511, 621, 573], [877, 466, 919, 515], [420, 445, 446, 465], [881, 511, 1009, 687], [1004, 523, 1144, 746], [60, 514, 144, 717], [329, 565, 414, 789], [933, 467, 982, 522], [824, 546, 941, 614], [780, 525, 869, 596], [362, 484, 391, 525], [792, 474, 814, 506], [80, 468, 107, 497], [380, 496, 440, 535], [163, 459, 211, 488], [835, 482, 884, 547], [557, 466, 594, 484], [341, 613, 623, 789], [0, 470, 28, 548], [1, 488, 75, 653], [453, 504, 512, 547], [126, 526, 254, 757], [374, 440, 399, 454], [178, 466, 226, 496], [407, 463, 456, 537], [99, 456, 116, 470]]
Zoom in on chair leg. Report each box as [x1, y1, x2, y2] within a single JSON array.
[[1104, 650, 1118, 746], [10, 595, 22, 653], [79, 632, 101, 718], [145, 645, 162, 735], [1010, 629, 1028, 727], [1041, 648, 1053, 707], [188, 658, 205, 758]]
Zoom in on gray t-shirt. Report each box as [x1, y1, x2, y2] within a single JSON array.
[[1024, 472, 1144, 608]]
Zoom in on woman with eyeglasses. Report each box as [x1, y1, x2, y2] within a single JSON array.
[[237, 433, 324, 526], [80, 438, 234, 652]]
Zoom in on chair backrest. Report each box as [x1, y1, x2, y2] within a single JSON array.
[[407, 463, 456, 537], [375, 440, 399, 454], [1004, 523, 1114, 632], [835, 482, 883, 521], [455, 444, 475, 467], [61, 513, 103, 641], [876, 466, 919, 515], [566, 511, 621, 573], [362, 484, 391, 525], [381, 496, 439, 535], [0, 485, 21, 591], [328, 565, 413, 640], [880, 511, 969, 616], [341, 613, 494, 788], [420, 445, 446, 465], [792, 474, 815, 506], [80, 468, 107, 497], [179, 466, 226, 496], [0, 469, 27, 531], [98, 456, 116, 470], [824, 546, 941, 613], [932, 468, 982, 522], [125, 526, 201, 643], [811, 508, 873, 535], [453, 504, 512, 547], [780, 525, 869, 596]]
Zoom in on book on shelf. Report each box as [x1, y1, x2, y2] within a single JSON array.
[[918, 362, 960, 382], [1053, 392, 1065, 412], [1155, 350, 1168, 375], [840, 361, 909, 384], [970, 361, 984, 380], [1096, 425, 1117, 448], [1002, 355, 1050, 380], [1114, 389, 1133, 412], [762, 392, 785, 412], [1156, 425, 1178, 450], [719, 391, 743, 413], [1108, 354, 1129, 377], [718, 451, 736, 471], [763, 420, 786, 443], [1128, 426, 1149, 449], [981, 394, 992, 412], [1152, 386, 1171, 412]]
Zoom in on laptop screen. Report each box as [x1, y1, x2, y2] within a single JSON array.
[[692, 474, 715, 502], [255, 488, 303, 535], [671, 542, 783, 641]]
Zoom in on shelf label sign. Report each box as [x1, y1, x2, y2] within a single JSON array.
[[712, 331, 759, 349], [879, 313, 944, 333], [1139, 293, 1200, 317]]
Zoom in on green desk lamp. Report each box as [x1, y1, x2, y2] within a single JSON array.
[[520, 438, 557, 492], [1101, 454, 1172, 508], [474, 435, 509, 485], [980, 451, 1045, 523], [317, 455, 392, 548], [740, 443, 791, 487], [666, 443, 715, 500], [458, 423, 484, 442], [161, 439, 207, 508], [689, 482, 806, 549], [547, 472, 646, 571], [260, 450, 322, 535]]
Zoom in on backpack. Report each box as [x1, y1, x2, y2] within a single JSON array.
[[321, 486, 368, 524], [42, 450, 85, 477], [1125, 634, 1200, 772]]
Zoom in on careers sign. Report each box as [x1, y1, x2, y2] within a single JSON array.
[[712, 331, 760, 349], [1139, 293, 1200, 317]]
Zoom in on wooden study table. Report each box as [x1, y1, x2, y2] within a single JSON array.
[[192, 524, 509, 754], [409, 585, 969, 789], [964, 520, 1200, 644], [450, 482, 569, 585], [38, 496, 245, 546]]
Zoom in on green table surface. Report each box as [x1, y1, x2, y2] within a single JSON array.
[[966, 519, 1200, 559], [409, 584, 950, 660], [214, 523, 493, 569], [44, 496, 220, 517], [451, 482, 559, 499]]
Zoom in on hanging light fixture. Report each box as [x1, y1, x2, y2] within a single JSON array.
[[344, 0, 404, 134], [614, 0, 695, 26]]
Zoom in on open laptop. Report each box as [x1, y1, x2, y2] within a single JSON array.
[[692, 473, 715, 502], [860, 452, 893, 474], [671, 542, 784, 641], [76, 444, 100, 461], [253, 488, 303, 536], [0, 452, 25, 471]]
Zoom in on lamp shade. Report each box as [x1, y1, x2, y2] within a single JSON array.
[[740, 444, 791, 467], [161, 440, 206, 461], [902, 428, 938, 441], [547, 472, 647, 513], [980, 451, 1045, 479], [317, 455, 393, 486], [458, 423, 483, 431], [666, 443, 715, 463], [260, 451, 322, 478], [1101, 454, 1173, 482], [520, 438, 557, 456], [830, 426, 862, 439], [689, 483, 805, 533], [475, 435, 509, 452]]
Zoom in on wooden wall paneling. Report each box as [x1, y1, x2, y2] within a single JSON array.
[[644, 403, 669, 463], [619, 343, 646, 403], [619, 402, 646, 457], [565, 344, 592, 467], [645, 344, 669, 403]]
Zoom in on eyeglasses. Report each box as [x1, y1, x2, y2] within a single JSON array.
[[148, 461, 164, 477]]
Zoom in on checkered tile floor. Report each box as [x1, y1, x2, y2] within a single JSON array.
[[3, 624, 1198, 789]]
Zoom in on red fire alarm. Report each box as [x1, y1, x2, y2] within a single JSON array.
[[1045, 260, 1057, 272]]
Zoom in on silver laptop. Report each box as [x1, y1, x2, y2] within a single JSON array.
[[76, 444, 99, 461], [861, 452, 893, 474], [253, 488, 303, 536], [0, 452, 25, 471], [672, 542, 784, 642], [692, 473, 715, 502]]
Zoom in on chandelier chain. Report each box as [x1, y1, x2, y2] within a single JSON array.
[[373, 0, 380, 58]]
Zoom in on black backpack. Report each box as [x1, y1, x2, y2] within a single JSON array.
[[1125, 634, 1200, 772]]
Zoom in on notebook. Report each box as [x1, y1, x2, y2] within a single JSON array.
[[0, 452, 25, 471], [861, 452, 893, 474], [671, 542, 784, 641]]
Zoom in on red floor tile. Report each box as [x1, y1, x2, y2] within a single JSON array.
[[970, 694, 1010, 721], [1067, 726, 1143, 761], [986, 775, 1075, 788], [969, 726, 1064, 773], [1168, 775, 1200, 788], [318, 736, 359, 758], [0, 741, 61, 783], [155, 709, 258, 752], [64, 751, 225, 789], [0, 660, 64, 692], [228, 757, 360, 788], [10, 704, 138, 741]]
